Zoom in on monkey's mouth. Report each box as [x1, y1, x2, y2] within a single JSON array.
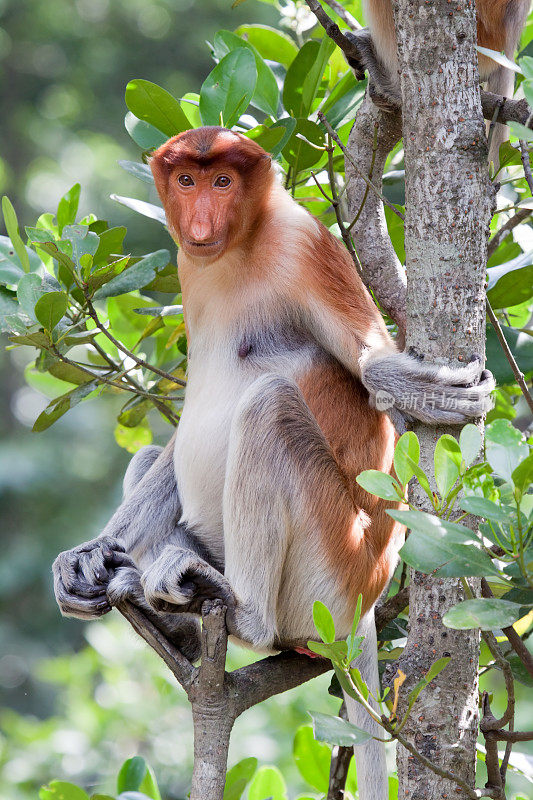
[[185, 239, 222, 249]]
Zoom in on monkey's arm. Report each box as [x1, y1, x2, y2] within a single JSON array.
[[343, 28, 401, 110], [298, 232, 495, 424]]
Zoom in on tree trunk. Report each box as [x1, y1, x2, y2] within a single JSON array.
[[392, 0, 494, 797]]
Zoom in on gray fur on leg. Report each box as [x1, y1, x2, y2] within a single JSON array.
[[344, 610, 388, 800]]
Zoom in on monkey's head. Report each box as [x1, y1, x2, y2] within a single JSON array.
[[150, 127, 273, 261]]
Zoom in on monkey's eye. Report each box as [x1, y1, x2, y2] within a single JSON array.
[[178, 174, 195, 187], [214, 175, 231, 188]]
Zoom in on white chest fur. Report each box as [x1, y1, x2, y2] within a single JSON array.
[[174, 335, 255, 561]]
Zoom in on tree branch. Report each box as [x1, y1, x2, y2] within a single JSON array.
[[481, 578, 533, 678]]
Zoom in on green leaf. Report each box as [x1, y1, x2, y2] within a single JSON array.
[[200, 49, 257, 128], [137, 764, 161, 800], [283, 38, 334, 118], [0, 235, 42, 284], [33, 381, 97, 431], [477, 45, 522, 73], [125, 80, 190, 137], [309, 711, 372, 747], [17, 273, 45, 319], [509, 120, 533, 142], [307, 639, 348, 660], [346, 594, 363, 662], [110, 195, 166, 226], [487, 262, 533, 308], [94, 249, 169, 299], [459, 496, 514, 523], [268, 117, 297, 157], [34, 291, 67, 331], [512, 452, 533, 495], [312, 600, 336, 643], [235, 25, 298, 68], [133, 304, 183, 316], [434, 434, 462, 498], [282, 118, 325, 172], [2, 196, 30, 273], [245, 124, 286, 154], [223, 757, 258, 800], [125, 112, 167, 150], [394, 431, 420, 486], [119, 160, 155, 184], [443, 598, 524, 630], [213, 31, 279, 117], [391, 509, 500, 577], [63, 224, 100, 267], [93, 227, 127, 264], [356, 469, 402, 501], [405, 657, 451, 717], [180, 92, 202, 128], [486, 323, 533, 384], [486, 419, 529, 483], [248, 766, 287, 800], [57, 183, 81, 234], [48, 361, 93, 385], [459, 424, 482, 467], [39, 782, 89, 800], [293, 725, 331, 793], [117, 757, 147, 794]]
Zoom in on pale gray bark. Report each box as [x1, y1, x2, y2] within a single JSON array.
[[345, 94, 407, 341], [390, 1, 494, 798]]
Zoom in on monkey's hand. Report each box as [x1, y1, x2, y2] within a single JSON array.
[[343, 29, 401, 110], [52, 535, 132, 619], [361, 351, 496, 425], [141, 545, 237, 616], [107, 563, 202, 662]]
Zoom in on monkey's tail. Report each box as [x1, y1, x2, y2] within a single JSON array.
[[486, 65, 516, 171], [343, 611, 388, 800]]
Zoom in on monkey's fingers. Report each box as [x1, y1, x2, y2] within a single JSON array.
[[53, 573, 111, 619]]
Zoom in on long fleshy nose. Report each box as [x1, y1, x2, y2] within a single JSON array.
[[189, 216, 215, 242]]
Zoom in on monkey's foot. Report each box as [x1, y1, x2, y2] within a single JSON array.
[[141, 545, 236, 616], [368, 82, 401, 113], [108, 565, 202, 662], [53, 535, 133, 620]]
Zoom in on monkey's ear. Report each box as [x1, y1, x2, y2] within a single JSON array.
[[149, 151, 170, 205]]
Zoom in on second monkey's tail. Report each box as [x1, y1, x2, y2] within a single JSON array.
[[343, 610, 388, 800], [486, 65, 516, 171]]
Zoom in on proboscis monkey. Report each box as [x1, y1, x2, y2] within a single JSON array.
[[345, 0, 531, 164], [53, 128, 494, 800]]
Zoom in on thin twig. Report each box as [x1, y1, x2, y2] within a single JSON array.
[[48, 345, 181, 425], [381, 716, 500, 799], [480, 630, 515, 731], [322, 0, 361, 31], [481, 579, 533, 678], [519, 140, 533, 195], [304, 0, 361, 58], [319, 112, 405, 221], [324, 133, 364, 277], [84, 290, 186, 387], [487, 208, 532, 258], [116, 600, 196, 689], [486, 300, 533, 414], [375, 586, 409, 633]]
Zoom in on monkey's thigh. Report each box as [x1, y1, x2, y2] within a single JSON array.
[[223, 373, 357, 649]]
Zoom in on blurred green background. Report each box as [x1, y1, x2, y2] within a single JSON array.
[[1, 1, 532, 799], [0, 2, 340, 798]]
